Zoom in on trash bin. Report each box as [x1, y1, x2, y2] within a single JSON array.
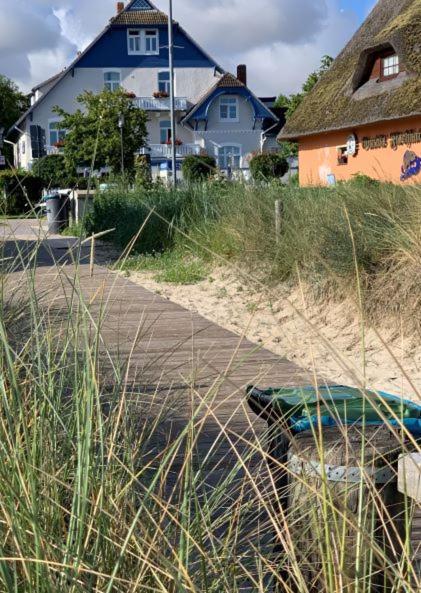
[[45, 193, 69, 233], [247, 385, 421, 591]]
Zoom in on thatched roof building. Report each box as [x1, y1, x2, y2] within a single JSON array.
[[279, 0, 421, 140]]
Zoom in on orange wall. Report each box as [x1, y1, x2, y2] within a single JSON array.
[[298, 116, 421, 186]]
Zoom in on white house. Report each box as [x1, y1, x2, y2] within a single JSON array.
[[8, 0, 281, 177]]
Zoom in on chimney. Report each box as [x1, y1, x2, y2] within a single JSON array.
[[237, 64, 247, 86], [116, 2, 124, 14]]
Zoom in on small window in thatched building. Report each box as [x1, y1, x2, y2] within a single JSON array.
[[337, 146, 348, 166], [381, 54, 399, 79], [354, 44, 403, 91]]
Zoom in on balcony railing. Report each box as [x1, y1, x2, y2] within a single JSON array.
[[139, 144, 201, 159], [133, 97, 190, 111], [45, 146, 64, 155]]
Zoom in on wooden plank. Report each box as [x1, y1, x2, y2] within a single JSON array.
[[398, 454, 421, 503]]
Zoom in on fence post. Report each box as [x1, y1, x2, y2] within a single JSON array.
[[275, 199, 282, 244], [90, 234, 95, 278]]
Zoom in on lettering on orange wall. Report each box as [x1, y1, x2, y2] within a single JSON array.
[[362, 135, 388, 150], [362, 129, 421, 151]]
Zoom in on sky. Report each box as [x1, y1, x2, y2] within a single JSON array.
[[0, 0, 378, 96]]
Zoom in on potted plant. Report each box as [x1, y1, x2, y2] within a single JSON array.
[[165, 138, 183, 146], [53, 140, 65, 149], [153, 91, 169, 99], [125, 91, 136, 99]]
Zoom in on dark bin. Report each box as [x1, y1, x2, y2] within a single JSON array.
[[45, 193, 69, 233], [247, 385, 421, 592]]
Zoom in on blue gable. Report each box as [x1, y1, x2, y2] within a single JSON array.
[[77, 24, 218, 69], [185, 87, 276, 126], [128, 0, 155, 9]]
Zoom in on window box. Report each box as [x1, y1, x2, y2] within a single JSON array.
[[53, 140, 65, 149], [165, 138, 183, 146], [153, 91, 169, 99]]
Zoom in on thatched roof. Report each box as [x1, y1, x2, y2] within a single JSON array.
[[279, 0, 421, 140]]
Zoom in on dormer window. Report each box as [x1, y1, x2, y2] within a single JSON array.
[[353, 45, 402, 91], [381, 54, 399, 79]]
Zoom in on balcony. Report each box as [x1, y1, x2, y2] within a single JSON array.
[[45, 146, 64, 156], [133, 97, 190, 111], [139, 143, 201, 159]]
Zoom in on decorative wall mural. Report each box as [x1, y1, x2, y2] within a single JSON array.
[[401, 150, 421, 181]]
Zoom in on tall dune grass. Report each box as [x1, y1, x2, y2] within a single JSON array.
[[0, 222, 419, 592], [87, 179, 421, 331]]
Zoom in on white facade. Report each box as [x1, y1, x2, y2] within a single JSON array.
[[11, 3, 278, 175]]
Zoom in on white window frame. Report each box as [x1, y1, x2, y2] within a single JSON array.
[[219, 96, 239, 123], [48, 118, 67, 147], [158, 70, 171, 95], [128, 29, 142, 54], [144, 29, 159, 55], [160, 120, 172, 144], [128, 29, 159, 56], [103, 69, 121, 92], [382, 54, 399, 77], [216, 144, 242, 169]]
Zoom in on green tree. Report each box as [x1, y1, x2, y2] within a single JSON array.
[[275, 55, 334, 117], [0, 75, 29, 164], [0, 75, 29, 132], [275, 55, 333, 158], [54, 88, 148, 177]]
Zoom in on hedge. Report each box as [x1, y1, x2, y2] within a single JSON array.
[[182, 155, 216, 183], [0, 170, 43, 215]]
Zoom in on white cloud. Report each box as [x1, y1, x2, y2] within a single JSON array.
[[0, 0, 360, 96]]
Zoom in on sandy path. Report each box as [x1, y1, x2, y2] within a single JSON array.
[[125, 267, 420, 401]]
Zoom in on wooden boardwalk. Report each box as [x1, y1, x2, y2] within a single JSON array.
[[1, 219, 311, 485], [2, 219, 419, 573]]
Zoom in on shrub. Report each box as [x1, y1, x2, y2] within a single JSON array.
[[0, 170, 43, 215], [134, 154, 152, 188], [249, 153, 288, 181], [182, 155, 216, 183], [32, 154, 73, 189]]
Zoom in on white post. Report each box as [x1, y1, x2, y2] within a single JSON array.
[[168, 0, 177, 186]]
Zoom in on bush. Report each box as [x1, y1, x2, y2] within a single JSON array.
[[32, 155, 73, 189], [249, 153, 288, 181], [86, 187, 186, 253], [0, 170, 43, 215], [182, 155, 216, 183]]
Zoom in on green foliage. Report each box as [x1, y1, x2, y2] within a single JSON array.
[[0, 75, 29, 132], [134, 154, 152, 188], [61, 222, 85, 238], [32, 154, 74, 188], [181, 155, 216, 182], [122, 251, 207, 285], [86, 186, 185, 253], [249, 153, 288, 181], [54, 88, 148, 176], [275, 55, 334, 118], [0, 170, 42, 215], [0, 75, 29, 164]]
